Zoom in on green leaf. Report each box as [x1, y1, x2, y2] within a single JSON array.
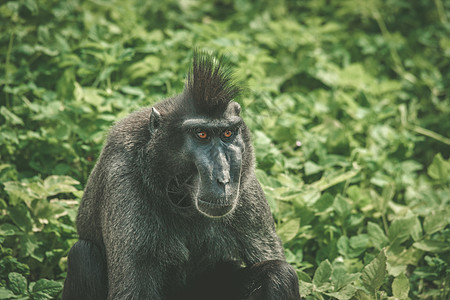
[[423, 209, 450, 235], [361, 249, 386, 294], [427, 153, 449, 181], [350, 234, 369, 249], [325, 284, 357, 300], [388, 216, 418, 244], [0, 223, 22, 236], [30, 279, 62, 299], [43, 175, 80, 196], [0, 107, 24, 125], [304, 161, 323, 175], [333, 195, 352, 217], [337, 236, 350, 257], [313, 192, 334, 212], [299, 281, 314, 298], [0, 287, 17, 299], [8, 272, 28, 295], [332, 265, 360, 291], [313, 259, 333, 288], [392, 273, 410, 299], [8, 205, 32, 233], [413, 240, 450, 253], [277, 219, 300, 243], [4, 182, 36, 204], [367, 222, 388, 250], [19, 234, 39, 258]]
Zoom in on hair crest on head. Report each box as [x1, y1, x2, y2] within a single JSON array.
[[184, 49, 242, 116]]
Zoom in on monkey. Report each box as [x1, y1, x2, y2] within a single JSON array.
[[62, 50, 301, 300]]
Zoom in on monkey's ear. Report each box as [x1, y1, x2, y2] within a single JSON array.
[[149, 107, 161, 135], [225, 102, 241, 117], [232, 102, 241, 115]]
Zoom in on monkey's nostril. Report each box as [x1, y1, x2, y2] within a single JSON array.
[[217, 178, 229, 186]]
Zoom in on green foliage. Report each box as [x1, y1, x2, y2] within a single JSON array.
[[1, 0, 449, 299]]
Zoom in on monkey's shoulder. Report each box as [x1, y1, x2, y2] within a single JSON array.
[[105, 107, 154, 151]]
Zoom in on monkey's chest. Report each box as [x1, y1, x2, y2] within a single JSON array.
[[174, 232, 240, 277]]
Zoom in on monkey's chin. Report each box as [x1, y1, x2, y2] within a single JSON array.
[[196, 199, 236, 218]]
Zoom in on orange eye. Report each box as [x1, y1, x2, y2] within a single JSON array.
[[223, 130, 233, 138], [197, 131, 208, 139]]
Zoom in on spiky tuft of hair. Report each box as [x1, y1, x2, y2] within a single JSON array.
[[184, 50, 242, 115]]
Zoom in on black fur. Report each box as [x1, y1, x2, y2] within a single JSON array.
[[62, 240, 107, 300], [185, 49, 242, 116], [62, 51, 300, 299]]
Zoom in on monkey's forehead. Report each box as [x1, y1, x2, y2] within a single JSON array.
[[181, 116, 242, 129]]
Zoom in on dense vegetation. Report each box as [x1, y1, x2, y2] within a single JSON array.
[[1, 0, 449, 299]]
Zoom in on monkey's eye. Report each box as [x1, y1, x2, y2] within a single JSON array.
[[223, 130, 233, 138], [196, 131, 209, 140]]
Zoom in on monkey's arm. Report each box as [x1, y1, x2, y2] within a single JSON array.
[[235, 177, 301, 300], [100, 183, 168, 299], [236, 176, 285, 264], [79, 152, 168, 299]]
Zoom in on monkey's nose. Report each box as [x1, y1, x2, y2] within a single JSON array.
[[217, 178, 230, 186]]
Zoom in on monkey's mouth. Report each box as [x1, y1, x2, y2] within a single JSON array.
[[196, 199, 235, 218], [166, 172, 195, 208]]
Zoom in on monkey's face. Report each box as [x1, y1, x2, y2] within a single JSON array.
[[165, 103, 245, 218]]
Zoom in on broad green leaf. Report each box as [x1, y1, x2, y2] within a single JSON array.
[[82, 88, 104, 107], [0, 223, 22, 236], [313, 259, 333, 288], [354, 290, 372, 300], [332, 265, 360, 291], [8, 205, 32, 233], [347, 235, 369, 257], [313, 192, 334, 212], [277, 219, 300, 243], [304, 161, 323, 176], [8, 272, 28, 295], [423, 209, 449, 235], [54, 123, 71, 140], [387, 246, 422, 277], [333, 195, 352, 217], [4, 182, 36, 204], [427, 153, 449, 181], [296, 270, 312, 283], [349, 234, 369, 249], [392, 273, 410, 299], [410, 216, 423, 242], [299, 281, 314, 298], [43, 175, 80, 196], [30, 279, 63, 298], [367, 222, 388, 250], [325, 284, 357, 300], [19, 235, 39, 258], [0, 107, 24, 125], [337, 236, 350, 257], [0, 287, 17, 299], [388, 216, 418, 244], [361, 249, 386, 294], [413, 240, 450, 253]]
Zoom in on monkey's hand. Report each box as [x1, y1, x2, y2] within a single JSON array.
[[244, 260, 301, 300]]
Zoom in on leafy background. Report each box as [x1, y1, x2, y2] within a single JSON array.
[[1, 0, 449, 299]]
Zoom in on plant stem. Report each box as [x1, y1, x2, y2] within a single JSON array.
[[434, 0, 448, 24], [5, 31, 15, 108], [410, 125, 450, 146]]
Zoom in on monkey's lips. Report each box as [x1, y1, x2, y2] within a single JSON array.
[[196, 199, 235, 218], [167, 172, 237, 218]]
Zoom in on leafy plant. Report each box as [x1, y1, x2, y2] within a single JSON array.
[[1, 0, 449, 299]]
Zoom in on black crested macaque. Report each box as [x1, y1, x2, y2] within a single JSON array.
[[62, 51, 301, 300]]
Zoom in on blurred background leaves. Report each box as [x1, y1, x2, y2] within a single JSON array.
[[1, 0, 449, 298]]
